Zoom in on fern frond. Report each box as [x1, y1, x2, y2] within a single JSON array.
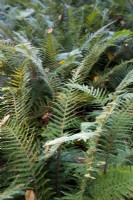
[[86, 10, 102, 32], [1, 118, 52, 199], [81, 21, 114, 51], [90, 166, 133, 200], [0, 39, 52, 91], [0, 183, 24, 200], [43, 32, 60, 69], [62, 6, 85, 50], [1, 87, 31, 121], [72, 29, 132, 84], [34, 161, 53, 200], [93, 60, 133, 90], [1, 119, 36, 185], [96, 96, 133, 171], [116, 69, 133, 93], [0, 20, 13, 40], [68, 84, 108, 106], [43, 85, 79, 139]]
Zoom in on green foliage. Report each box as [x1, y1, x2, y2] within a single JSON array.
[[0, 183, 24, 200], [0, 0, 133, 200], [90, 167, 133, 200]]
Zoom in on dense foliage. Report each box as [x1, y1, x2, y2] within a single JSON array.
[[0, 0, 133, 200]]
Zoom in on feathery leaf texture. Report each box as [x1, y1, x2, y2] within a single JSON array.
[[0, 1, 133, 199], [90, 166, 133, 200]]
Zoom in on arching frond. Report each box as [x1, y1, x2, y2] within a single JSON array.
[[96, 97, 133, 171]]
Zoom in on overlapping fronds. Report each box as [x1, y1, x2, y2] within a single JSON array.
[[116, 69, 133, 93], [97, 97, 133, 171], [68, 84, 108, 106], [72, 29, 133, 84], [1, 1, 133, 199], [43, 83, 79, 140], [90, 166, 133, 200], [92, 60, 133, 90], [1, 119, 36, 185], [0, 63, 31, 120], [0, 182, 24, 200], [0, 39, 52, 91], [0, 103, 52, 200]]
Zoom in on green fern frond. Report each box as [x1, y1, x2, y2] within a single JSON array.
[[81, 21, 114, 51], [73, 29, 132, 84], [110, 29, 133, 43], [68, 84, 108, 106], [43, 85, 79, 139], [93, 60, 133, 90], [1, 87, 31, 121], [0, 39, 52, 91], [86, 10, 102, 32], [0, 183, 24, 200], [34, 161, 53, 200], [62, 7, 85, 50], [90, 166, 133, 200], [96, 96, 133, 171], [0, 20, 13, 40], [43, 32, 61, 69], [116, 69, 133, 93], [1, 118, 52, 199], [1, 120, 36, 185]]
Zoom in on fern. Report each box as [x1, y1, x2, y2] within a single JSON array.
[[116, 69, 133, 93], [1, 119, 35, 198], [86, 10, 102, 32], [36, 28, 133, 199], [0, 53, 52, 199], [92, 60, 133, 90], [68, 84, 108, 106], [96, 97, 133, 172], [43, 32, 61, 70], [1, 1, 133, 199], [0, 182, 24, 200], [0, 107, 52, 200], [90, 166, 133, 200], [74, 29, 132, 84], [0, 39, 52, 91]]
